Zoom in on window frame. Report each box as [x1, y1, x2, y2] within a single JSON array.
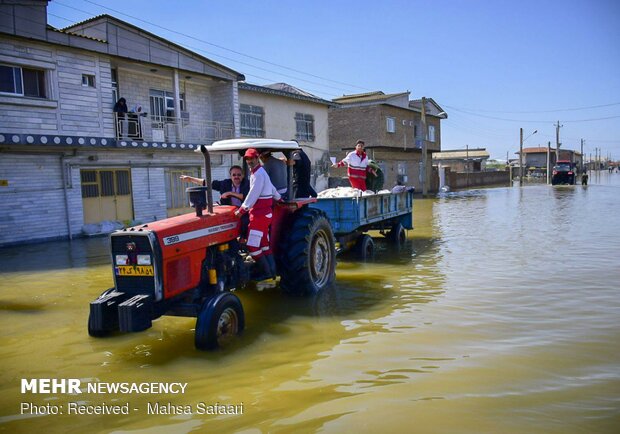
[[0, 63, 47, 98], [149, 89, 185, 121], [240, 104, 265, 138], [82, 74, 96, 88], [295, 112, 315, 142], [386, 116, 396, 133], [428, 125, 436, 142]]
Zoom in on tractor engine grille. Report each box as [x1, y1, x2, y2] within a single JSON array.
[[110, 233, 158, 296]]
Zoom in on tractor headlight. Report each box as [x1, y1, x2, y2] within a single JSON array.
[[115, 254, 129, 265], [137, 255, 151, 265]]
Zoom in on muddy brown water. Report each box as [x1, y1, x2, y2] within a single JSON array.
[[1, 172, 619, 433]]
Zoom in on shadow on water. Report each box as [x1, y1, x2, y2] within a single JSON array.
[[0, 300, 46, 313], [0, 236, 111, 273]]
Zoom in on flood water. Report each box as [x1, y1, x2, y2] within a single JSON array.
[[1, 172, 619, 433]]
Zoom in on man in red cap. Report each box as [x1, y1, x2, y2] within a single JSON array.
[[235, 148, 281, 280]]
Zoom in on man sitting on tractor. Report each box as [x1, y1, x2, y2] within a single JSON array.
[[235, 148, 281, 280]]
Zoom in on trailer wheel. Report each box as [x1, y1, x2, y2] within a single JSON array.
[[355, 234, 375, 260], [195, 292, 245, 350], [280, 208, 336, 295], [388, 223, 407, 245]]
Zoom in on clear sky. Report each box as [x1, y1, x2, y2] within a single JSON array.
[[47, 0, 620, 160]]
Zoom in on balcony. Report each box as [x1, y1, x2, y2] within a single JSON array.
[[114, 113, 234, 144]]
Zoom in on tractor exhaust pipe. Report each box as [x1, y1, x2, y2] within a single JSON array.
[[186, 146, 214, 217], [200, 145, 214, 215]]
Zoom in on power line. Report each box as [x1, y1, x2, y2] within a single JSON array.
[[441, 101, 620, 114], [56, 0, 370, 92], [45, 5, 346, 97], [442, 105, 620, 124]]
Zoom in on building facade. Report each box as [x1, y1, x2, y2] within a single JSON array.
[[238, 82, 334, 192], [0, 1, 243, 246], [433, 148, 490, 173], [519, 147, 583, 172]]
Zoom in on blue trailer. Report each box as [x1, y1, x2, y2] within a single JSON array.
[[310, 188, 414, 258]]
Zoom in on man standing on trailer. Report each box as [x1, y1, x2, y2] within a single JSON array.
[[235, 148, 280, 280], [332, 140, 376, 191]]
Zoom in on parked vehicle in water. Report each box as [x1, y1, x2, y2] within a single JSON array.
[[551, 160, 576, 185]]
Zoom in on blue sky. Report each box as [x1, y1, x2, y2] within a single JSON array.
[[48, 0, 620, 160]]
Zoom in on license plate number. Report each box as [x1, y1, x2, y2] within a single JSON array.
[[115, 265, 154, 276]]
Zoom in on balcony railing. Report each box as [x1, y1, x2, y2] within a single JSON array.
[[114, 113, 234, 144]]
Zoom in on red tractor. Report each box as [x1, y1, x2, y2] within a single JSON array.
[[88, 139, 336, 350]]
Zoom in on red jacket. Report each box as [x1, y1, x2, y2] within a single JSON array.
[[337, 150, 370, 180]]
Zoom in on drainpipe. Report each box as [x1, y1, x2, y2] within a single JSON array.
[[60, 154, 73, 241]]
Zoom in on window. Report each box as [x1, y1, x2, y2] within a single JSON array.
[[240, 104, 265, 138], [386, 116, 396, 133], [149, 89, 185, 120], [82, 74, 95, 87], [111, 68, 118, 104], [295, 113, 315, 141], [80, 169, 131, 198], [0, 64, 46, 98], [428, 125, 436, 142]]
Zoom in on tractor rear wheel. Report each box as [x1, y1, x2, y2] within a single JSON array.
[[195, 292, 245, 350], [279, 208, 336, 296]]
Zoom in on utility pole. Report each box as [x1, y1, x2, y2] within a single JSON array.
[[580, 139, 584, 173], [466, 144, 469, 187], [595, 147, 599, 171], [546, 141, 551, 184], [421, 96, 428, 195], [519, 127, 524, 184], [554, 121, 562, 163]]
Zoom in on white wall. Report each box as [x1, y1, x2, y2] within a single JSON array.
[[238, 90, 331, 191]]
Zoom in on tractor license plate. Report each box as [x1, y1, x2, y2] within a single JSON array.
[[115, 265, 154, 276]]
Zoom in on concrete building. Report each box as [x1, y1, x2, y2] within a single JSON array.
[[238, 82, 334, 192], [433, 148, 490, 172], [328, 91, 446, 191], [0, 0, 244, 246]]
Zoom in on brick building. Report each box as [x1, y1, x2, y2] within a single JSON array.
[[328, 92, 446, 191]]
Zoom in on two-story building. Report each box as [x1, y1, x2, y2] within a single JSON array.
[[0, 0, 244, 246], [328, 91, 446, 191], [238, 82, 334, 191]]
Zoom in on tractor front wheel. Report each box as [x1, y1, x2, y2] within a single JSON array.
[[195, 292, 245, 350]]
